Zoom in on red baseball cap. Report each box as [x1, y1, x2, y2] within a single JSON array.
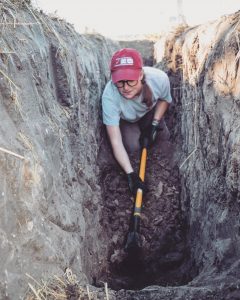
[[110, 48, 143, 83]]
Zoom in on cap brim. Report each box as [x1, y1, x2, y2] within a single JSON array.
[[111, 68, 141, 83]]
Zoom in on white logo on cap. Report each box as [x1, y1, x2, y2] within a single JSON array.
[[115, 57, 134, 67]]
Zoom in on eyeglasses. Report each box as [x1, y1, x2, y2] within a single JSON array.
[[115, 80, 138, 88]]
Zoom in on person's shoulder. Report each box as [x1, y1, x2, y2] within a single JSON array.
[[143, 67, 169, 88], [143, 66, 172, 102], [103, 80, 114, 91], [102, 80, 117, 96], [143, 66, 168, 79]]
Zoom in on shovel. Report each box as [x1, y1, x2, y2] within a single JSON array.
[[125, 144, 148, 252]]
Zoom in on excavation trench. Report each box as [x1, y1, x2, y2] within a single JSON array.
[[97, 116, 196, 290], [1, 3, 240, 298], [95, 40, 196, 290]]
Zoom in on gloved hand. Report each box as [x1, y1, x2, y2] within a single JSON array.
[[139, 119, 162, 148], [127, 172, 147, 196]]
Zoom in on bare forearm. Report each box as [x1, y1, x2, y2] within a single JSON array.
[[106, 125, 133, 174], [111, 142, 133, 174], [153, 100, 169, 121]]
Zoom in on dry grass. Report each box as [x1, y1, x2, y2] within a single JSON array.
[[24, 2, 67, 57], [0, 145, 25, 160], [17, 132, 42, 187], [0, 68, 19, 90], [8, 0, 31, 6], [0, 60, 23, 116], [0, 21, 39, 25], [0, 69, 24, 117], [0, 0, 66, 57], [18, 132, 34, 151], [25, 269, 111, 300], [179, 148, 198, 170], [235, 29, 240, 63], [0, 0, 40, 29]]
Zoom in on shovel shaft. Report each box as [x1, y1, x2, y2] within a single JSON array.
[[133, 215, 140, 232], [139, 148, 147, 181], [125, 147, 148, 251], [134, 189, 143, 216], [133, 147, 147, 217]]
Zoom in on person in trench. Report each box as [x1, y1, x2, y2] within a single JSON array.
[[102, 48, 172, 195]]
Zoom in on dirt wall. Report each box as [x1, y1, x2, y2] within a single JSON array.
[[0, 1, 118, 298], [157, 12, 240, 298]]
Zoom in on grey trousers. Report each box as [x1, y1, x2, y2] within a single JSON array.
[[120, 110, 170, 153]]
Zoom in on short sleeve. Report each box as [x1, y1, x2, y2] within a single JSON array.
[[102, 82, 120, 126], [159, 72, 172, 103]]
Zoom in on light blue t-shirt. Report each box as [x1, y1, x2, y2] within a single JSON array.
[[102, 66, 172, 126]]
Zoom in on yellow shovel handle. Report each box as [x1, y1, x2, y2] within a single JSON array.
[[139, 147, 147, 181], [133, 147, 147, 217], [134, 189, 143, 216]]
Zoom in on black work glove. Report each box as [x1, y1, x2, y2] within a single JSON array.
[[139, 119, 162, 148], [127, 171, 147, 196]]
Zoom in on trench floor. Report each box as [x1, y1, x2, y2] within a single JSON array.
[[99, 135, 194, 290]]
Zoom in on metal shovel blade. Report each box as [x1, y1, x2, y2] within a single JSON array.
[[124, 231, 142, 252]]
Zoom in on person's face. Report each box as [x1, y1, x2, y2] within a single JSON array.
[[115, 71, 143, 99]]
